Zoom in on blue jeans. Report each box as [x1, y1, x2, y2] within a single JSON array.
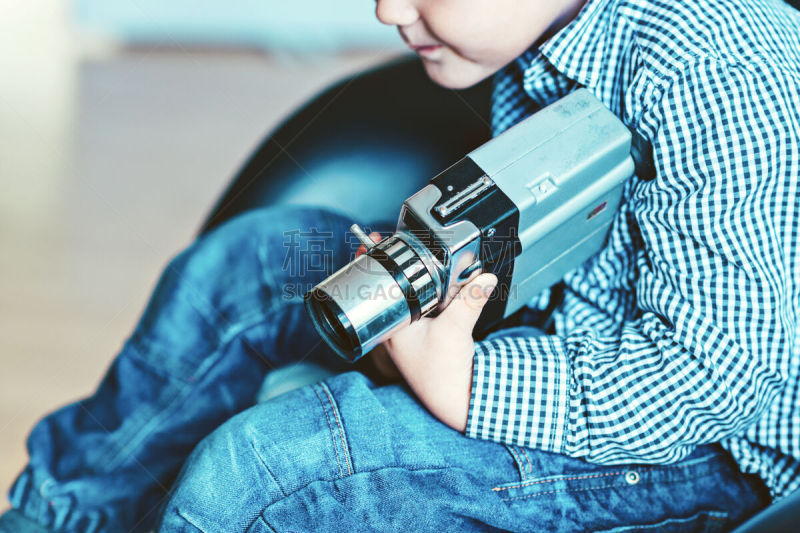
[[3, 206, 768, 532]]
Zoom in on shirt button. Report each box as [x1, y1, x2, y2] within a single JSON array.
[[625, 470, 640, 485]]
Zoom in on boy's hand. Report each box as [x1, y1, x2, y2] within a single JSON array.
[[382, 273, 497, 432], [355, 231, 497, 431]]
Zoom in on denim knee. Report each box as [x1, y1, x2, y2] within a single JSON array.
[[129, 206, 357, 372], [140, 208, 326, 332], [6, 206, 361, 533], [157, 378, 352, 532]]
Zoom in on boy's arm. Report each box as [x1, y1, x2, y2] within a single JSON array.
[[466, 57, 799, 462]]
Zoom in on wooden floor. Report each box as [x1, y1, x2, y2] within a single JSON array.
[[0, 47, 395, 513]]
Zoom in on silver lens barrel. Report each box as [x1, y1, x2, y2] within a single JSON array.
[[304, 234, 440, 362]]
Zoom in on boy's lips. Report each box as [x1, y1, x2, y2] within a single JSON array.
[[409, 43, 444, 58], [399, 29, 444, 58]]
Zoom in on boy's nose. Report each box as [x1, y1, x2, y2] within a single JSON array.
[[375, 0, 420, 27]]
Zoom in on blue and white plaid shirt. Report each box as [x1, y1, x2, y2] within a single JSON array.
[[465, 0, 800, 499]]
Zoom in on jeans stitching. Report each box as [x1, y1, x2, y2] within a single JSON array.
[[500, 481, 623, 501], [492, 453, 722, 492], [493, 470, 626, 492], [520, 448, 533, 473], [498, 461, 727, 502], [313, 386, 345, 478], [320, 382, 353, 476], [505, 446, 527, 482]]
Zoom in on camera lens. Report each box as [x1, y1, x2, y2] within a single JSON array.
[[304, 241, 438, 363], [304, 288, 361, 361]]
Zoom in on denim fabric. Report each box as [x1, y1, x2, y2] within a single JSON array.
[[158, 371, 768, 532], [5, 206, 769, 532], [0, 509, 52, 533], [6, 207, 388, 533]]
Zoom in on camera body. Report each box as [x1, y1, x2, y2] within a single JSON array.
[[305, 89, 635, 362]]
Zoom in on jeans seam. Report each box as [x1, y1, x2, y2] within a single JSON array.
[[253, 516, 278, 533], [497, 460, 727, 502], [493, 452, 721, 493], [96, 340, 185, 469], [175, 509, 207, 532], [505, 446, 527, 482], [501, 481, 625, 501], [319, 382, 353, 476], [493, 470, 627, 492], [249, 440, 288, 498], [313, 386, 346, 478], [101, 311, 276, 471], [520, 448, 533, 473]]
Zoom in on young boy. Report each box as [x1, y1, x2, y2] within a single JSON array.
[[3, 0, 799, 531]]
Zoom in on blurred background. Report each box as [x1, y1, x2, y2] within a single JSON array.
[[0, 0, 404, 510]]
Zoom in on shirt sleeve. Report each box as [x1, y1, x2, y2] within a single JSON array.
[[465, 56, 800, 463]]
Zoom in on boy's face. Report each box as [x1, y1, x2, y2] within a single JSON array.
[[375, 0, 587, 89]]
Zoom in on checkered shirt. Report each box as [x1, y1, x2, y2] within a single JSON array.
[[465, 0, 800, 499]]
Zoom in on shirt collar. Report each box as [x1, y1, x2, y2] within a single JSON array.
[[539, 0, 618, 88], [516, 0, 623, 106]]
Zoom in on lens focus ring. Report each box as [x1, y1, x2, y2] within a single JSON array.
[[377, 236, 439, 318]]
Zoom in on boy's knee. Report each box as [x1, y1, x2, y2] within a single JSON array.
[[160, 383, 351, 530], [153, 207, 344, 328], [177, 207, 351, 303], [159, 408, 291, 531]]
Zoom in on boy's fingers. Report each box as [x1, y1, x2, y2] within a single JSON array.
[[437, 273, 497, 334], [356, 232, 382, 257]]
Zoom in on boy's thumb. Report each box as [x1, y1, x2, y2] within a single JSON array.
[[440, 273, 498, 331]]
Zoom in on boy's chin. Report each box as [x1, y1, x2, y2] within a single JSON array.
[[420, 59, 496, 90]]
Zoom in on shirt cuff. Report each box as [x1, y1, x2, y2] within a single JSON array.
[[465, 335, 571, 453]]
